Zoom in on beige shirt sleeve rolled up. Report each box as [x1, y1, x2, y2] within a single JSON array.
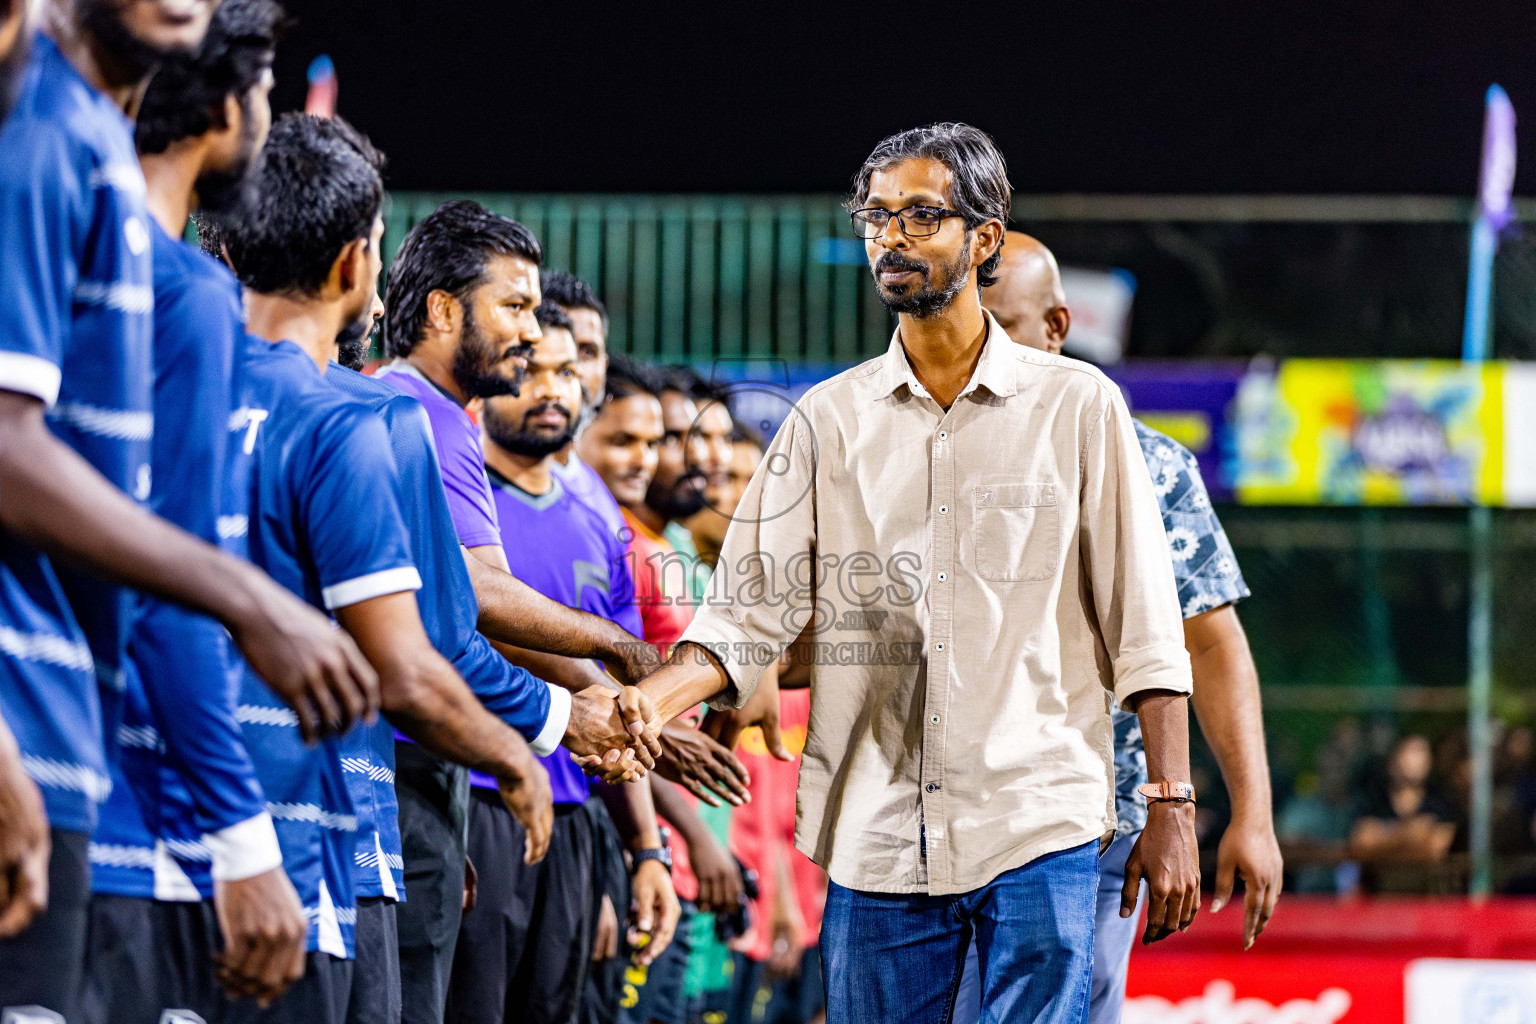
[[683, 313, 1191, 895]]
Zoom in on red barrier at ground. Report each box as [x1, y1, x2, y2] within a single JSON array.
[[1124, 897, 1536, 1023]]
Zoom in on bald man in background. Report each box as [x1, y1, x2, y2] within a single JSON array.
[[953, 233, 1283, 1024]]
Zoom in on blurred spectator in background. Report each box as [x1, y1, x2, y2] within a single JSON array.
[[1277, 742, 1360, 894], [1349, 735, 1457, 889], [687, 425, 765, 573]]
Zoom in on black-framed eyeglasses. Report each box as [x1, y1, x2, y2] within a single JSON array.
[[850, 205, 964, 239]]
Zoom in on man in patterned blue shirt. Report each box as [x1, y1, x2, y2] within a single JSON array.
[[971, 232, 1283, 1024]]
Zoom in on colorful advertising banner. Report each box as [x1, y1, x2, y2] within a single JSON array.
[[707, 358, 1536, 508], [1227, 359, 1536, 507]]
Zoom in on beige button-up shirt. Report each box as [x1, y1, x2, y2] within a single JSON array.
[[683, 313, 1192, 895]]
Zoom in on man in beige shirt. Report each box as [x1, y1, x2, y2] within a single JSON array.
[[600, 123, 1199, 1024]]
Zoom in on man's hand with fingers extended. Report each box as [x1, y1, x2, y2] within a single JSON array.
[[1212, 817, 1282, 949], [654, 722, 751, 807], [700, 662, 791, 761]]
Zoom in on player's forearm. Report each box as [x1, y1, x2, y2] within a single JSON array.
[[489, 640, 614, 695], [0, 399, 263, 627], [637, 643, 731, 724], [593, 778, 663, 851], [1131, 690, 1193, 786], [381, 650, 536, 783], [464, 549, 637, 663], [650, 777, 714, 850], [1186, 609, 1273, 827]]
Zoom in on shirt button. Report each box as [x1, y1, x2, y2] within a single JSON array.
[[937, 572, 947, 582], [930, 715, 941, 724], [935, 642, 944, 652], [938, 505, 948, 515], [938, 431, 948, 440], [925, 783, 940, 793]]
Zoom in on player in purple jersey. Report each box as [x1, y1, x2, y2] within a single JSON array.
[[377, 200, 663, 707], [540, 270, 625, 539], [450, 304, 679, 1024]]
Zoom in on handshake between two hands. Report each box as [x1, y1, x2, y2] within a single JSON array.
[[565, 681, 785, 807]]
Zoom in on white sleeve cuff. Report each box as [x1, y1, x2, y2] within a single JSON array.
[[530, 683, 571, 757], [321, 566, 422, 610], [0, 352, 62, 407], [204, 811, 285, 882]]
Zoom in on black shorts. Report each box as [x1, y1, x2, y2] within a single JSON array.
[[223, 951, 353, 1024], [80, 893, 223, 1024], [580, 797, 631, 1024], [0, 828, 89, 1023], [620, 899, 694, 1024], [395, 742, 468, 1024], [345, 897, 400, 1024], [446, 793, 594, 1024]]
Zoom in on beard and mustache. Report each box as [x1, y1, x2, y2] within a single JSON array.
[[645, 466, 707, 521], [335, 310, 377, 372], [871, 238, 972, 319], [482, 398, 577, 459], [452, 304, 529, 400], [78, 0, 200, 78]]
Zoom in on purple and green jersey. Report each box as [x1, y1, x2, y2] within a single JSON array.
[[487, 465, 640, 804]]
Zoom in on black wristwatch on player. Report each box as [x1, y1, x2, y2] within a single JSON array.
[[632, 827, 672, 875]]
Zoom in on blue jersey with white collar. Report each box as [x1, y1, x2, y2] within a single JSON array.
[[236, 336, 421, 956], [0, 35, 154, 833], [322, 363, 558, 899]]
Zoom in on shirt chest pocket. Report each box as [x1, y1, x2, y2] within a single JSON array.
[[972, 482, 1060, 582]]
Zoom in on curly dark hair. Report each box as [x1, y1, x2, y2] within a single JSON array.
[[222, 113, 385, 296], [846, 122, 1012, 288]]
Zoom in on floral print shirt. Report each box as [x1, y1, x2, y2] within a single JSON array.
[[1114, 420, 1252, 837]]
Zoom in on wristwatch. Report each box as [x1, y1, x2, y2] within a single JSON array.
[[632, 827, 673, 874], [1137, 781, 1196, 804]]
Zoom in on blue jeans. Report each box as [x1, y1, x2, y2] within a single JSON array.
[[820, 840, 1098, 1024], [951, 834, 1144, 1024]]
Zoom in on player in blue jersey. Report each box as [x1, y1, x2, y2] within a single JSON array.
[[222, 112, 662, 1024], [377, 201, 662, 700], [378, 200, 679, 1024], [80, 7, 314, 1022], [446, 305, 677, 1024], [302, 119, 660, 1024], [0, 4, 376, 1017], [0, 0, 37, 125]]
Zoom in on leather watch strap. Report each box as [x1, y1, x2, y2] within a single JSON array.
[[1137, 781, 1196, 804]]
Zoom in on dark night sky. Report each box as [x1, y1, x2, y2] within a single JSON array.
[[272, 2, 1536, 197]]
